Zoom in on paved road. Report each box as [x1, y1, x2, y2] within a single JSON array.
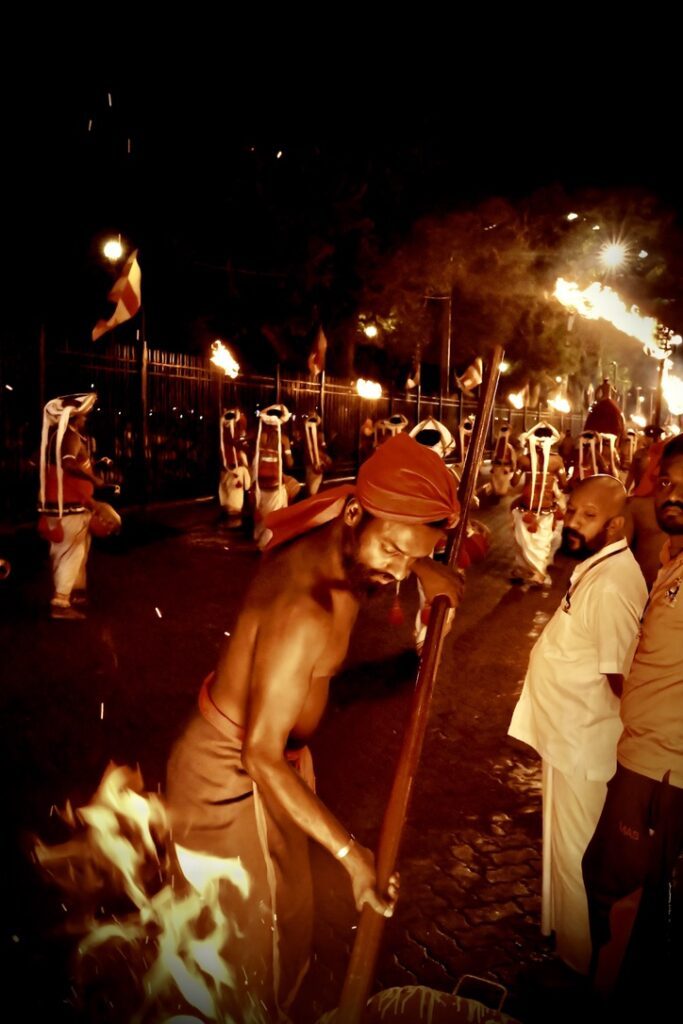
[[1, 493, 583, 1022]]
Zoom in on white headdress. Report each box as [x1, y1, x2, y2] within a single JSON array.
[[253, 404, 291, 504], [578, 430, 599, 480], [599, 432, 619, 476], [458, 415, 476, 464], [220, 408, 242, 471], [374, 413, 408, 446], [519, 421, 560, 515], [39, 393, 97, 518], [304, 412, 322, 468], [409, 416, 455, 460]]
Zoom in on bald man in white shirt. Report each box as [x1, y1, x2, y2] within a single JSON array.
[[508, 476, 648, 976]]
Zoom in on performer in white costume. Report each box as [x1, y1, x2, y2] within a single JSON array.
[[302, 411, 331, 496], [252, 404, 302, 542], [218, 408, 251, 520], [510, 422, 566, 586]]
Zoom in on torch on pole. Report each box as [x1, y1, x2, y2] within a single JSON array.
[[335, 345, 505, 1024]]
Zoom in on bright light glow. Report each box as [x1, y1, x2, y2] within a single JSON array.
[[508, 391, 525, 409], [631, 414, 647, 427], [356, 378, 382, 400], [549, 396, 571, 414], [553, 278, 683, 359], [663, 370, 683, 416], [555, 376, 563, 383], [499, 361, 510, 373], [103, 238, 123, 262], [599, 241, 629, 271], [592, 225, 601, 231], [210, 340, 240, 379], [666, 424, 681, 436], [638, 250, 648, 259], [363, 324, 379, 339], [567, 212, 579, 221]]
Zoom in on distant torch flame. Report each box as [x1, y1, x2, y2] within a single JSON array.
[[663, 371, 683, 416], [508, 391, 525, 409], [210, 340, 240, 379], [549, 396, 571, 414], [356, 378, 382, 399], [553, 278, 682, 359], [631, 414, 647, 428]]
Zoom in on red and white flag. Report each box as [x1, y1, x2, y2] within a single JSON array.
[[307, 325, 328, 377], [92, 250, 142, 341]]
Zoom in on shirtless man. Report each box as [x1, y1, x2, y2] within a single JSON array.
[[167, 434, 462, 1022], [510, 423, 567, 585]]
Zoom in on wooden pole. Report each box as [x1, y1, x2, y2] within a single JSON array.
[[336, 345, 504, 1023]]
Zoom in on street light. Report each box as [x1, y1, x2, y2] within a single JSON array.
[[598, 241, 629, 272], [102, 237, 124, 262]]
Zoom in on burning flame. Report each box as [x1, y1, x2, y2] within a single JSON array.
[[508, 391, 525, 409], [34, 764, 267, 1023], [631, 414, 647, 428], [355, 378, 382, 400], [210, 340, 240, 379], [553, 278, 682, 359], [663, 370, 683, 416], [549, 396, 571, 414]]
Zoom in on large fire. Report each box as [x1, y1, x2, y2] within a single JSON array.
[[553, 278, 682, 359], [34, 764, 266, 1023]]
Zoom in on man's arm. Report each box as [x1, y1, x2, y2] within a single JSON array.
[[242, 599, 395, 916], [61, 432, 103, 488]]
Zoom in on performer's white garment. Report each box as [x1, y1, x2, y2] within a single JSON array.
[[219, 465, 251, 515], [509, 540, 647, 971], [305, 466, 323, 496], [541, 761, 607, 973], [49, 512, 92, 604], [511, 507, 562, 582], [253, 485, 288, 542]]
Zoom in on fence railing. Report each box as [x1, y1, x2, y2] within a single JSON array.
[[0, 339, 585, 523]]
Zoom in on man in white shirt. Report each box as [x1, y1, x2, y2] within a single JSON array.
[[582, 434, 683, 1012], [508, 475, 648, 975]]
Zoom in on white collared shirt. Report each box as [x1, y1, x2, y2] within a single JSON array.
[[509, 540, 648, 780]]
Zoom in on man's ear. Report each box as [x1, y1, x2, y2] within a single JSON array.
[[343, 497, 363, 528], [609, 514, 625, 536]]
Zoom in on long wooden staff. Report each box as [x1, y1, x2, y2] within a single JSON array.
[[335, 345, 505, 1023]]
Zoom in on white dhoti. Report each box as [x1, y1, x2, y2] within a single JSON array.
[[48, 511, 92, 604], [218, 466, 250, 516], [511, 507, 561, 583], [253, 485, 288, 542], [305, 466, 323, 496], [542, 761, 607, 974]]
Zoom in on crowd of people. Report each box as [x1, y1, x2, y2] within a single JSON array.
[[33, 384, 682, 1021]]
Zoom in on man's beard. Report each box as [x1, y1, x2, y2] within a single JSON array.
[[655, 501, 683, 535], [561, 523, 610, 560]]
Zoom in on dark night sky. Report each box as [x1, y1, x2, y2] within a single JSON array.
[[6, 61, 683, 368]]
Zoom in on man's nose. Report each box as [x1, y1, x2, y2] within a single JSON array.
[[389, 555, 412, 581]]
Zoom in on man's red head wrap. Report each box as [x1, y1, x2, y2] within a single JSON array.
[[260, 433, 461, 551]]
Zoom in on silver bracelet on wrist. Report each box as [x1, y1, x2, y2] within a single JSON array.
[[335, 836, 355, 860]]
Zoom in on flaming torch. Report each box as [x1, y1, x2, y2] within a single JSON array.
[[508, 391, 525, 410], [355, 378, 382, 400], [553, 278, 683, 426], [210, 340, 240, 379]]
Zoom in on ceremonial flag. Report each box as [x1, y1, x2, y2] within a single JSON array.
[[92, 250, 142, 341], [307, 325, 328, 377]]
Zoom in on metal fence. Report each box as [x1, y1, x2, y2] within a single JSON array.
[[0, 338, 585, 523]]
